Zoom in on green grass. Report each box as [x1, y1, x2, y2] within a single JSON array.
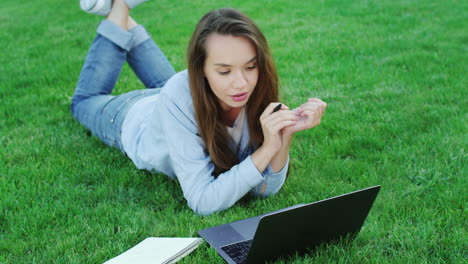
[[1, 0, 466, 263]]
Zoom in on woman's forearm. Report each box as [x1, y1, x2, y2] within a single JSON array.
[[252, 134, 292, 174], [270, 134, 292, 172]]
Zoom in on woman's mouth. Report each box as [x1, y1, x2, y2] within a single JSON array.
[[231, 92, 248, 102]]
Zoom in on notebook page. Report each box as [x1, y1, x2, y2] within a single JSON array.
[[104, 237, 203, 264]]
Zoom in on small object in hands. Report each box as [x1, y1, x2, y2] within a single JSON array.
[[272, 103, 282, 113]]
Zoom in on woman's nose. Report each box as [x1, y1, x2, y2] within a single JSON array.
[[232, 71, 248, 89]]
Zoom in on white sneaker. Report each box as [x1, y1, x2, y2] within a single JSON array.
[[80, 0, 149, 16], [125, 0, 149, 9], [80, 0, 112, 16]]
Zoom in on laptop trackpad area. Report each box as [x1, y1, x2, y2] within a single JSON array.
[[229, 215, 261, 239], [200, 223, 244, 248]]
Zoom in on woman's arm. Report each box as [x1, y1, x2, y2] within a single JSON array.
[[270, 134, 292, 172], [160, 95, 280, 215], [251, 98, 327, 194], [251, 103, 299, 172], [158, 80, 324, 215]]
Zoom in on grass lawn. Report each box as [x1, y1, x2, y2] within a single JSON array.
[[1, 0, 466, 263]]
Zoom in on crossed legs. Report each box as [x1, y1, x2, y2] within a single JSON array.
[[71, 0, 175, 151]]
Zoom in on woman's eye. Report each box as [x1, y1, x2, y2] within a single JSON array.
[[218, 71, 230, 75], [246, 65, 256, 70]]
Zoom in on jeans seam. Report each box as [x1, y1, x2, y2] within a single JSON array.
[[110, 91, 147, 123]]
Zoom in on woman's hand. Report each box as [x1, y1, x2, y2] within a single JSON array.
[[259, 103, 300, 153], [282, 98, 327, 138], [252, 99, 326, 174], [251, 103, 298, 173]]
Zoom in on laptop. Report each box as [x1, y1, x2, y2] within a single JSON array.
[[198, 185, 381, 264]]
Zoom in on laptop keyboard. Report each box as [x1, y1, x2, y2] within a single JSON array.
[[221, 239, 253, 264]]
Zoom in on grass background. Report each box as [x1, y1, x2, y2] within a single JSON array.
[[1, 0, 466, 263]]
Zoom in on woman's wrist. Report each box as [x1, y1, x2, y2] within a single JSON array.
[[252, 133, 293, 174], [282, 133, 294, 146], [251, 144, 277, 173]]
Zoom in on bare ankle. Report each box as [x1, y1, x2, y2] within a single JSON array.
[[107, 0, 130, 30], [127, 16, 138, 30]]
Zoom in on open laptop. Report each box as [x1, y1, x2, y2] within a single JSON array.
[[198, 185, 381, 264]]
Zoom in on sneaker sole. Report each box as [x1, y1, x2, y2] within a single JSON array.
[[82, 0, 111, 16]]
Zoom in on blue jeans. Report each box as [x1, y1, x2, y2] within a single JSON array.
[[71, 20, 176, 152]]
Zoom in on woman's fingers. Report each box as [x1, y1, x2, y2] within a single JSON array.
[[262, 111, 298, 132], [259, 103, 297, 152], [308, 98, 326, 105], [267, 119, 298, 133], [300, 99, 327, 117], [295, 99, 327, 128], [260, 102, 285, 120], [261, 106, 300, 142], [260, 103, 294, 125], [261, 99, 326, 136]]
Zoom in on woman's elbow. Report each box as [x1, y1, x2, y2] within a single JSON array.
[[187, 195, 230, 216], [189, 202, 224, 216]]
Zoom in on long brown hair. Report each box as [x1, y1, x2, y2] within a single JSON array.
[[187, 8, 279, 175]]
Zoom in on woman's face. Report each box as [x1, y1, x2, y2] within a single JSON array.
[[203, 33, 259, 112]]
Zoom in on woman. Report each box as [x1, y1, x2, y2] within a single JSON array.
[[72, 0, 327, 215]]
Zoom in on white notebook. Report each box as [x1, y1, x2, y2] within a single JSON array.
[[103, 237, 203, 264]]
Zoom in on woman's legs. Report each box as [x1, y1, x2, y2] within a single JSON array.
[[71, 21, 134, 151], [127, 23, 176, 88], [72, 0, 132, 111], [71, 0, 174, 151]]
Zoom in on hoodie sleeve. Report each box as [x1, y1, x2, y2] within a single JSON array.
[[160, 94, 267, 215]]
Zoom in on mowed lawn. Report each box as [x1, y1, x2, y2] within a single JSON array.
[[0, 0, 466, 263]]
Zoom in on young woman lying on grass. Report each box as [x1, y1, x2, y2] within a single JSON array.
[[72, 0, 327, 215]]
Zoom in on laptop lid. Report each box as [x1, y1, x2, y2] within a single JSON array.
[[199, 185, 381, 263], [244, 185, 380, 263]]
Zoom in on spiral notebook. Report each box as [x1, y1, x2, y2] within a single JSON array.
[[103, 237, 203, 264]]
